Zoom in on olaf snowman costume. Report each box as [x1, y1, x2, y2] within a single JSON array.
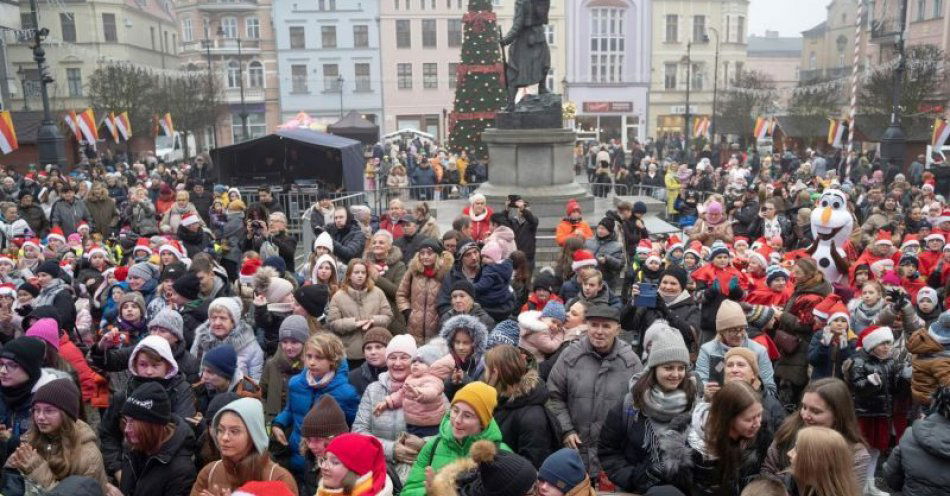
[[807, 188, 853, 284]]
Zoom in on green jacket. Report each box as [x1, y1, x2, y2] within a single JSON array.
[[401, 414, 511, 496]]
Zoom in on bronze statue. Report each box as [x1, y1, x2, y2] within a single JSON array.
[[500, 0, 552, 111]]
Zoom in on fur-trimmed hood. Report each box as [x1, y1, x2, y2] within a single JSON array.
[[439, 314, 488, 358], [408, 250, 454, 278], [430, 457, 477, 496]]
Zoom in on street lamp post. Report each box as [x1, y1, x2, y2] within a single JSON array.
[[337, 76, 345, 118], [236, 37, 249, 141], [707, 27, 721, 153], [203, 38, 218, 149], [881, 0, 908, 169], [28, 0, 65, 167], [684, 40, 693, 163]]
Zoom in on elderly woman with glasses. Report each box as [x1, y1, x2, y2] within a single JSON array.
[[695, 300, 777, 399]]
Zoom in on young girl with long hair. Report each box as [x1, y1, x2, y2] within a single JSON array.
[[325, 258, 393, 370], [786, 426, 861, 496]]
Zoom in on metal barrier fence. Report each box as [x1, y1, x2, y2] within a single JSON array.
[[366, 183, 483, 214], [236, 187, 368, 240]]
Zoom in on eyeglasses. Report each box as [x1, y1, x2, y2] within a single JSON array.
[[0, 360, 21, 373], [32, 406, 59, 418], [317, 455, 343, 469], [721, 328, 746, 337]]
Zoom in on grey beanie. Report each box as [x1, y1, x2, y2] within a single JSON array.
[[645, 328, 690, 370], [278, 315, 310, 344], [414, 340, 447, 366], [128, 262, 158, 282], [148, 308, 184, 342]]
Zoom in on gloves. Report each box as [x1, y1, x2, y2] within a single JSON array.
[[728, 276, 741, 294], [867, 373, 882, 386], [710, 277, 721, 295]]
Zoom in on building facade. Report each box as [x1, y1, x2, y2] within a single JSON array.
[[799, 0, 869, 84], [565, 0, 651, 148], [648, 0, 748, 141], [273, 0, 383, 128], [175, 0, 280, 150], [746, 31, 801, 106], [4, 0, 179, 114]]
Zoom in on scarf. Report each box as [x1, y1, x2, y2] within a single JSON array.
[[640, 386, 690, 425], [422, 266, 437, 278], [1, 381, 35, 411], [306, 369, 336, 389], [33, 279, 66, 308], [851, 299, 884, 331], [469, 207, 488, 222]]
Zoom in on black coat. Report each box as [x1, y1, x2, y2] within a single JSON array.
[[620, 292, 699, 354], [845, 349, 904, 417], [98, 374, 197, 474], [687, 420, 773, 496], [177, 224, 213, 258], [180, 299, 210, 350], [394, 233, 431, 264], [347, 361, 386, 397], [326, 220, 366, 264], [493, 370, 555, 468], [508, 209, 539, 262], [119, 417, 197, 496], [538, 339, 572, 382]]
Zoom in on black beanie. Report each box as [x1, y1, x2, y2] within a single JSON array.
[[32, 378, 80, 420], [294, 285, 329, 318], [598, 216, 616, 234], [17, 282, 39, 298], [172, 271, 201, 301], [35, 260, 61, 279], [161, 263, 187, 282], [470, 440, 537, 496], [451, 279, 476, 299], [121, 382, 171, 425], [662, 266, 688, 289], [0, 336, 46, 384]]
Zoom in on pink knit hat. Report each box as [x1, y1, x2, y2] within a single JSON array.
[[25, 318, 60, 351]]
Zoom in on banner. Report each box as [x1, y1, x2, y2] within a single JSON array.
[[754, 117, 771, 140], [693, 116, 710, 138], [103, 113, 119, 143], [159, 113, 174, 136], [0, 111, 18, 155], [77, 108, 98, 146], [827, 119, 847, 148], [64, 111, 81, 141], [932, 118, 950, 149], [115, 112, 132, 141]]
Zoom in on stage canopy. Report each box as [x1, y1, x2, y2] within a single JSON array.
[[211, 128, 363, 192], [328, 110, 379, 145]]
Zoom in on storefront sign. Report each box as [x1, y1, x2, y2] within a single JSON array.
[[670, 105, 699, 114], [583, 101, 634, 113]]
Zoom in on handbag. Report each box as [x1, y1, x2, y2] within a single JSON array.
[[773, 329, 800, 356]]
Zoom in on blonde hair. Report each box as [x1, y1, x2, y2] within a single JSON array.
[[305, 332, 345, 370], [740, 477, 787, 496], [791, 426, 861, 496]]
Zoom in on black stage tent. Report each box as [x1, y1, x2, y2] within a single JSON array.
[[211, 128, 364, 192], [328, 110, 380, 145]]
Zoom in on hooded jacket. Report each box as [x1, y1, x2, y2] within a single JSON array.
[[492, 369, 555, 468], [352, 371, 412, 482], [397, 251, 455, 344], [906, 328, 950, 405], [190, 318, 265, 381], [884, 412, 950, 496], [326, 216, 367, 264], [585, 231, 625, 291], [49, 197, 90, 235], [19, 419, 109, 493], [326, 285, 394, 360], [119, 417, 197, 496], [259, 349, 302, 422], [506, 208, 539, 261], [272, 361, 360, 473], [430, 314, 489, 399]]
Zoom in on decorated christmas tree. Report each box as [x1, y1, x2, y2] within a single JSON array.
[[448, 0, 507, 158]]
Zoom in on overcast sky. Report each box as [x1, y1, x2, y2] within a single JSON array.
[[749, 0, 829, 37]]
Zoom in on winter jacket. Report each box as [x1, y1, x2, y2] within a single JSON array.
[[695, 338, 777, 397], [493, 370, 556, 468], [370, 246, 408, 335], [546, 336, 643, 475], [19, 420, 109, 493], [160, 203, 201, 234], [906, 328, 950, 405], [473, 259, 514, 313], [688, 218, 734, 245], [388, 372, 448, 427], [33, 280, 76, 333], [507, 208, 539, 261], [352, 371, 412, 481], [347, 361, 385, 397], [260, 349, 302, 422], [774, 278, 833, 387], [565, 281, 622, 312], [94, 338, 201, 385], [326, 285, 394, 360], [124, 199, 159, 237], [18, 204, 48, 237], [272, 362, 360, 473], [49, 198, 90, 235], [219, 211, 245, 264], [585, 233, 625, 292], [190, 319, 265, 381], [437, 304, 495, 340], [326, 220, 366, 264], [807, 329, 857, 380], [430, 314, 489, 400], [85, 196, 117, 237], [119, 417, 197, 496], [436, 264, 479, 316], [191, 458, 297, 496], [402, 415, 511, 496], [177, 224, 213, 258], [394, 233, 430, 265], [555, 218, 593, 246], [462, 205, 493, 243], [845, 348, 905, 417], [883, 412, 950, 496], [620, 290, 700, 354], [99, 374, 197, 475], [397, 251, 455, 344], [59, 333, 110, 409]]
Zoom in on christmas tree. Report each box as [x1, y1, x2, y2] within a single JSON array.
[[448, 0, 507, 158]]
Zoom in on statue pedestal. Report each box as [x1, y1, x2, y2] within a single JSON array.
[[476, 127, 594, 222]]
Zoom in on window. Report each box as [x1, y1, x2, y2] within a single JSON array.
[[232, 112, 266, 142], [546, 67, 555, 93], [397, 63, 412, 89], [323, 64, 340, 91], [691, 63, 703, 91], [737, 16, 745, 43], [66, 68, 81, 97], [590, 8, 625, 82], [448, 19, 462, 47], [203, 17, 210, 38], [172, 34, 176, 53], [322, 26, 337, 48], [693, 15, 705, 42], [809, 52, 816, 69], [164, 31, 169, 52], [492, 0, 502, 6], [544, 24, 555, 45], [20, 13, 34, 30], [151, 27, 156, 49], [448, 62, 458, 88], [423, 19, 437, 47], [353, 25, 369, 48], [227, 60, 241, 88], [665, 14, 677, 42], [317, 0, 336, 9], [220, 17, 237, 39], [396, 20, 411, 48], [423, 63, 438, 88], [289, 26, 305, 49], [355, 63, 371, 91], [248, 61, 263, 88], [60, 13, 76, 43], [246, 17, 260, 39], [664, 63, 677, 89], [936, 0, 944, 17], [918, 0, 926, 21], [395, 0, 399, 9], [726, 15, 745, 43], [102, 13, 117, 42], [291, 64, 308, 92]]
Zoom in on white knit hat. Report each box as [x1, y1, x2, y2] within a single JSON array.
[[313, 231, 334, 253], [208, 297, 243, 325]]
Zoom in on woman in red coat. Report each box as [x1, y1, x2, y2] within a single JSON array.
[[462, 193, 493, 242]]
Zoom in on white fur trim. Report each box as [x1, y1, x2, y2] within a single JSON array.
[[862, 327, 893, 351], [571, 258, 598, 272]]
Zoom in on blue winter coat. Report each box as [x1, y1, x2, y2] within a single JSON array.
[[273, 361, 360, 473], [474, 259, 514, 308]]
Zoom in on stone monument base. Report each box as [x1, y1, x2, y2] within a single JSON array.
[[476, 126, 593, 222]]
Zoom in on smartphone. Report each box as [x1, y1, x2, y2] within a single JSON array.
[[635, 283, 658, 308], [708, 355, 725, 385]]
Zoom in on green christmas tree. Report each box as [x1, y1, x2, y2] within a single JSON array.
[[448, 0, 507, 158]]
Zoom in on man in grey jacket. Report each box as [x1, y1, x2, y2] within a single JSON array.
[[48, 186, 90, 235], [546, 304, 643, 478]]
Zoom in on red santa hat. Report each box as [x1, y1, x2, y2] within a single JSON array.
[[636, 238, 653, 255], [159, 239, 187, 261], [232, 482, 295, 496], [114, 266, 129, 282], [685, 240, 704, 260], [46, 227, 66, 244], [925, 232, 946, 244], [666, 234, 684, 252], [0, 254, 15, 267], [900, 235, 920, 250], [749, 245, 772, 268], [239, 257, 263, 285], [646, 252, 663, 266], [751, 237, 768, 252], [571, 250, 598, 272], [0, 283, 15, 298], [734, 236, 750, 248], [133, 237, 152, 255], [827, 301, 850, 325], [858, 325, 894, 351], [180, 212, 201, 228], [85, 244, 109, 259], [813, 294, 843, 321], [870, 258, 894, 275], [21, 237, 41, 253], [76, 221, 90, 234], [937, 210, 950, 225], [874, 230, 894, 246], [324, 434, 388, 496]]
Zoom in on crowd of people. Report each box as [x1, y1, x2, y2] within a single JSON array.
[[0, 139, 946, 496]]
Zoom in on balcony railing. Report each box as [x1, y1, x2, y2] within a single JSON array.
[[197, 0, 259, 12], [181, 38, 261, 55], [223, 86, 264, 103]]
